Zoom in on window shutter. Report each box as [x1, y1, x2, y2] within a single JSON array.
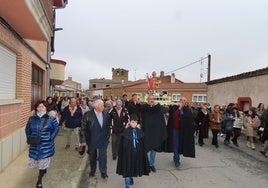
[[0, 43, 16, 99]]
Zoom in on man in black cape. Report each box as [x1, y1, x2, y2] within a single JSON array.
[[179, 97, 195, 158], [140, 94, 167, 172]]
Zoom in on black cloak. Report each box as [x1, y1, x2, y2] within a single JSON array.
[[162, 105, 179, 153], [140, 103, 167, 152], [195, 110, 210, 138], [179, 106, 196, 158], [116, 127, 150, 177]]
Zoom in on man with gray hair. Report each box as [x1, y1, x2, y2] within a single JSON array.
[[80, 99, 111, 179], [109, 99, 129, 160]]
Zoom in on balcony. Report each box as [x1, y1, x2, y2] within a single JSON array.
[[50, 59, 66, 85], [0, 0, 56, 41]]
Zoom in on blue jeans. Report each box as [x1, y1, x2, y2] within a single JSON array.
[[173, 130, 180, 165], [125, 177, 133, 186], [149, 150, 156, 166]]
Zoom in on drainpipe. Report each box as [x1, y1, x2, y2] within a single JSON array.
[[46, 40, 51, 97]]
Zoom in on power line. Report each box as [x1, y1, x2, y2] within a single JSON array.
[[165, 56, 209, 75]]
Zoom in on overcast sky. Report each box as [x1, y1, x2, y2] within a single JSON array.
[[53, 0, 268, 89]]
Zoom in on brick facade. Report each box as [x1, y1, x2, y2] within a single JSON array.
[[0, 22, 47, 139]]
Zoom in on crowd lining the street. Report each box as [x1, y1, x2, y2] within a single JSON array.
[[25, 94, 268, 188]]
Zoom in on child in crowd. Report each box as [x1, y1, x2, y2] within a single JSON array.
[[116, 114, 150, 188]]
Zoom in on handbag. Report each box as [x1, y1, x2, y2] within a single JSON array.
[[27, 137, 41, 146], [27, 117, 48, 146]]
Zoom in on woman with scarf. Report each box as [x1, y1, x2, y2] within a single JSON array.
[[25, 100, 59, 188]]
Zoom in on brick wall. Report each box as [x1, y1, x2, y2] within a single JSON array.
[[0, 21, 47, 139]]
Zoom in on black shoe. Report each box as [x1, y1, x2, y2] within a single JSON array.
[[234, 143, 239, 147], [150, 166, 156, 173], [101, 173, 108, 179], [215, 144, 219, 148], [89, 172, 95, 177], [79, 145, 86, 155], [130, 177, 134, 185], [199, 143, 204, 146], [260, 150, 268, 158], [112, 156, 117, 160], [175, 162, 181, 168], [36, 182, 42, 188]]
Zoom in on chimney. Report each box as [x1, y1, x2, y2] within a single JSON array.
[[171, 73, 175, 83], [160, 71, 164, 77]]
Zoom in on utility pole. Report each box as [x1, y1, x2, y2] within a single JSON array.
[[207, 54, 211, 82]]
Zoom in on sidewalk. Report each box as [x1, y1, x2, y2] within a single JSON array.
[[0, 129, 88, 188]]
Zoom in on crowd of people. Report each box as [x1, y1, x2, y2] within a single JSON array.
[[25, 94, 268, 188]]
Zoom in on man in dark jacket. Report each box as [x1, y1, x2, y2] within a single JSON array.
[[59, 97, 83, 149], [80, 99, 111, 179], [140, 94, 167, 173], [109, 100, 129, 160], [127, 93, 141, 123]]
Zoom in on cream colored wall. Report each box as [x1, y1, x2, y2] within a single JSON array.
[[207, 74, 268, 107], [50, 63, 65, 80]]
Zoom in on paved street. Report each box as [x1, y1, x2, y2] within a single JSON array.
[[79, 135, 268, 188], [0, 130, 267, 188]]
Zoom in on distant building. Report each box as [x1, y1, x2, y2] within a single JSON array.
[[92, 71, 207, 104], [87, 68, 129, 98], [54, 76, 82, 98], [207, 67, 268, 111], [112, 68, 129, 82]]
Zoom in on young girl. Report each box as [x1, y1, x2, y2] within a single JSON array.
[[116, 114, 150, 188]]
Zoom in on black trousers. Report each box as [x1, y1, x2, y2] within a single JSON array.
[[232, 128, 241, 144], [211, 129, 219, 145], [198, 129, 204, 144], [112, 133, 121, 158], [89, 143, 108, 174], [225, 129, 233, 142]]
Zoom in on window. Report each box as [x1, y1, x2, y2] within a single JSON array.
[[192, 94, 207, 102], [106, 85, 110, 87], [0, 43, 16, 99], [31, 64, 43, 110], [92, 84, 96, 88], [172, 94, 181, 102]]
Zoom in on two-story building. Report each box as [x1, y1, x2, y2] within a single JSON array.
[[0, 0, 67, 172]]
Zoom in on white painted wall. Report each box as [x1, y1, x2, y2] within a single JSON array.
[[207, 74, 268, 108]]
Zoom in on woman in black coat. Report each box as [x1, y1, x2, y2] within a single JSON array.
[[195, 104, 210, 146]]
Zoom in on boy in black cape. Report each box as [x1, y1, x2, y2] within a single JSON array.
[[116, 114, 150, 188]]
